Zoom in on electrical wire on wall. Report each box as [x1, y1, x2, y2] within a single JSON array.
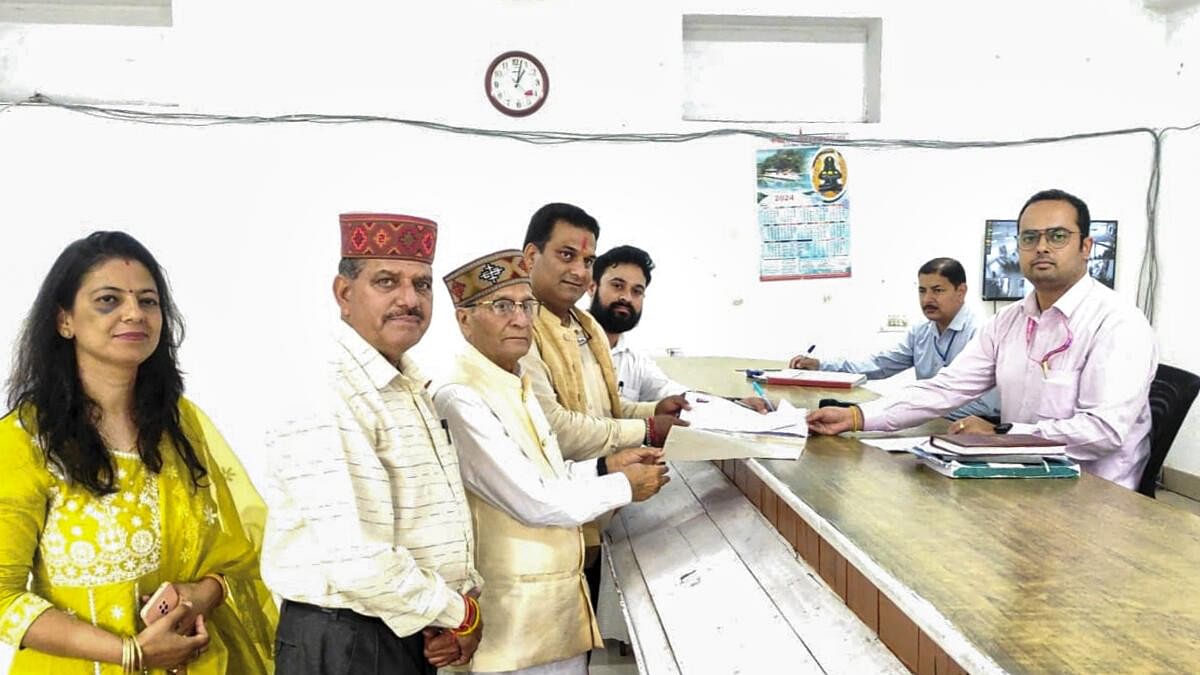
[[2, 94, 1197, 324]]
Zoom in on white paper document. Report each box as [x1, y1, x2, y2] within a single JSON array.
[[679, 391, 808, 437], [662, 426, 805, 462], [858, 437, 926, 453]]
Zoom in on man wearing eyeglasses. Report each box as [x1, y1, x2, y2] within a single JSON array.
[[787, 257, 1000, 421], [808, 189, 1157, 490], [433, 249, 669, 675]]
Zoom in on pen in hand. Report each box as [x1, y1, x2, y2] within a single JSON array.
[[750, 380, 775, 412], [789, 345, 819, 369]]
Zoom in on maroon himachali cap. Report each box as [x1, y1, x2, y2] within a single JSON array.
[[339, 212, 438, 263]]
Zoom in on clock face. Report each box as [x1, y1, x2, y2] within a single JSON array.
[[485, 51, 548, 117]]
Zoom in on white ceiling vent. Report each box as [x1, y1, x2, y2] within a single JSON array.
[[1143, 0, 1200, 14], [0, 0, 170, 27]]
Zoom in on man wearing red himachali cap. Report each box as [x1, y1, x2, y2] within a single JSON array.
[[261, 213, 483, 674], [433, 249, 669, 675]]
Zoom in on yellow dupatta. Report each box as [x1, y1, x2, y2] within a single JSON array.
[[0, 400, 276, 674]]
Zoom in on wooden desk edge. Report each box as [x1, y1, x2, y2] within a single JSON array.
[[744, 457, 1007, 675]]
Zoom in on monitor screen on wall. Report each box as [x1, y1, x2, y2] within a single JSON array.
[[981, 220, 1117, 301]]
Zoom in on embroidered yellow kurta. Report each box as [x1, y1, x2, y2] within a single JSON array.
[[0, 400, 277, 674]]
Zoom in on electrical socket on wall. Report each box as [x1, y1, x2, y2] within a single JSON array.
[[885, 314, 909, 329]]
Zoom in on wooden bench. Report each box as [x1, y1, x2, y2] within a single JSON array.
[[604, 459, 904, 674]]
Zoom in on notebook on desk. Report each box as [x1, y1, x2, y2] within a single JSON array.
[[910, 445, 1080, 479], [750, 369, 867, 389], [928, 433, 1066, 457]]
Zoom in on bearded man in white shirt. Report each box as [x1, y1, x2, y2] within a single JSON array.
[[589, 244, 769, 411], [262, 213, 483, 675], [434, 249, 668, 675]]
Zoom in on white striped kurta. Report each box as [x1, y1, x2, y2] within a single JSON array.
[[261, 321, 481, 638]]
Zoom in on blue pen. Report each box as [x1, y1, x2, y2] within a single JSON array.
[[806, 344, 816, 354], [751, 380, 775, 411]]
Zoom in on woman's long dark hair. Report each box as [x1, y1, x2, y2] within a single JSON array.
[[6, 231, 207, 495]]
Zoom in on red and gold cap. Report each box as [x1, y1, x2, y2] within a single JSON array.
[[443, 249, 530, 307], [339, 212, 437, 263]]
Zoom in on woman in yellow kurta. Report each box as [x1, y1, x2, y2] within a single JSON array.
[[0, 231, 276, 674]]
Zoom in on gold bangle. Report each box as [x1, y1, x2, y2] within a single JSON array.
[[851, 405, 863, 432], [202, 572, 230, 606], [132, 635, 144, 672], [121, 635, 135, 673], [454, 596, 482, 637]]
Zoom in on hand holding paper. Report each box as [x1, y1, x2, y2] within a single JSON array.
[[679, 392, 807, 437]]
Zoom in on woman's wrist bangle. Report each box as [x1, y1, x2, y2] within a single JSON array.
[[121, 635, 143, 673], [202, 573, 229, 606]]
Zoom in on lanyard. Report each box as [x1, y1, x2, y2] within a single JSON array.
[[1025, 317, 1073, 377], [934, 328, 957, 363]]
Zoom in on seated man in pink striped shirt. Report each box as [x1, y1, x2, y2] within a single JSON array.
[[807, 189, 1157, 490]]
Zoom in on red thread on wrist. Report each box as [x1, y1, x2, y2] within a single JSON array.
[[455, 595, 472, 633]]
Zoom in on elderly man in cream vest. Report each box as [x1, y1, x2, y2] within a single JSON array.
[[434, 249, 669, 675]]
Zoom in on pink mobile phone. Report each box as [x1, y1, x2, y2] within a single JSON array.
[[139, 582, 180, 626]]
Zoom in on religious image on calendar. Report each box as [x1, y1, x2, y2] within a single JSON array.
[[981, 219, 1118, 301], [756, 146, 851, 281]]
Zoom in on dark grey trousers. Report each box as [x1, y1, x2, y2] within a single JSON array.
[[275, 600, 436, 675]]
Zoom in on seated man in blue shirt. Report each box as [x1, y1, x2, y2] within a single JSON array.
[[788, 257, 999, 421]]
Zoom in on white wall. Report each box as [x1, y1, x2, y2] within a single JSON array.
[[0, 0, 1184, 468], [1155, 5, 1200, 477], [0, 1, 1193, 662], [0, 1, 1185, 465]]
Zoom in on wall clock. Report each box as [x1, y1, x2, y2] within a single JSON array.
[[485, 50, 549, 117]]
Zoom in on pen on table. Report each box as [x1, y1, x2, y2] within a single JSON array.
[[750, 380, 775, 412]]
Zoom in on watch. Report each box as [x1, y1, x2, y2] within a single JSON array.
[[994, 423, 1013, 434], [597, 456, 609, 476], [485, 51, 549, 117]]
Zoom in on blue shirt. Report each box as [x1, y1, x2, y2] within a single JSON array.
[[820, 305, 1000, 421]]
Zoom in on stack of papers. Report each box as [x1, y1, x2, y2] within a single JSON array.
[[679, 391, 807, 437], [750, 369, 867, 389], [859, 437, 925, 453], [662, 426, 804, 462], [907, 434, 1078, 479]]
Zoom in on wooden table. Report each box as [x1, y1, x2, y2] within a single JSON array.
[[655, 356, 1200, 674]]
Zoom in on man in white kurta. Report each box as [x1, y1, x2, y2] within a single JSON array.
[[434, 249, 669, 675], [262, 213, 483, 675]]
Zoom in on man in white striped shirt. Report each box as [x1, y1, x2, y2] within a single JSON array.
[[261, 213, 483, 675]]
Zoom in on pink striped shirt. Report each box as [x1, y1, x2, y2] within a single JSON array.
[[862, 276, 1157, 489]]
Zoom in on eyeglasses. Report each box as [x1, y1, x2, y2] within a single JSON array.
[[1017, 227, 1079, 250], [467, 299, 541, 316]]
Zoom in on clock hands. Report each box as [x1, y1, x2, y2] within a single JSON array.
[[514, 62, 524, 87]]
